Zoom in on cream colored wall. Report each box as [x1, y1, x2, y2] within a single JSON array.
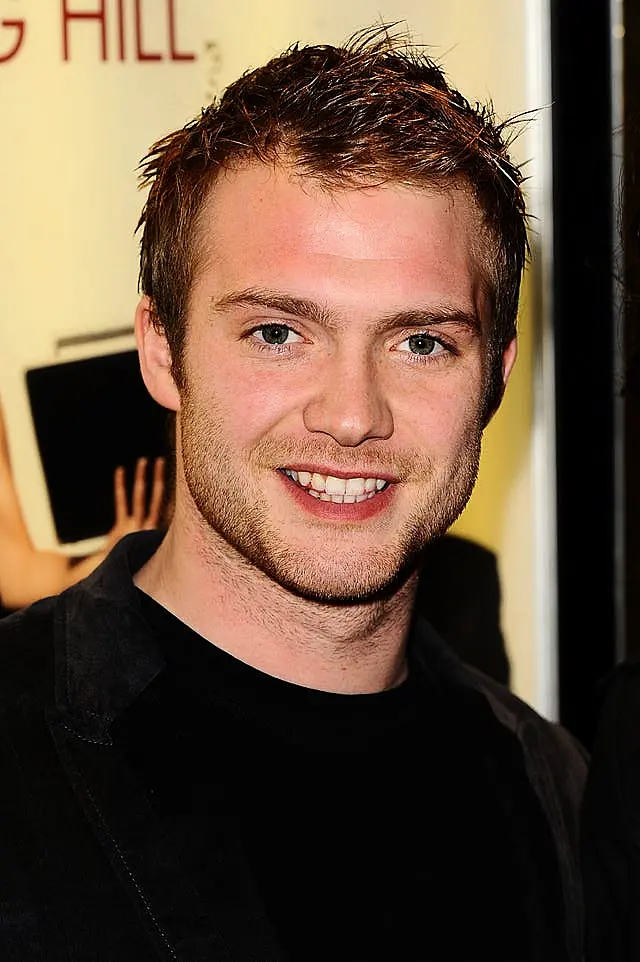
[[0, 1, 551, 711]]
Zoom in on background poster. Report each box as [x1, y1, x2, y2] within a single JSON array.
[[0, 0, 552, 711]]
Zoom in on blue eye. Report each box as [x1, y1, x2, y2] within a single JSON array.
[[398, 333, 445, 356], [254, 324, 302, 346]]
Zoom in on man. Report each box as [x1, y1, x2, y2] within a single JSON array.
[[0, 26, 586, 961]]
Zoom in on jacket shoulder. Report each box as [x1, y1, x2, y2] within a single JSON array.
[[0, 599, 57, 709], [468, 663, 588, 795]]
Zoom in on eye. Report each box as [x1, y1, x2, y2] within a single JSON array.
[[397, 333, 446, 357], [253, 324, 302, 346]]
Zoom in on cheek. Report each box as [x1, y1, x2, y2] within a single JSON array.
[[399, 378, 485, 452], [415, 408, 471, 448], [396, 365, 484, 430], [195, 364, 304, 441]]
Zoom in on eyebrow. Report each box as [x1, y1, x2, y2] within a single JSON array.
[[212, 288, 335, 327], [211, 287, 482, 335]]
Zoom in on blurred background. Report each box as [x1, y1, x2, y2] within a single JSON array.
[[0, 0, 635, 750]]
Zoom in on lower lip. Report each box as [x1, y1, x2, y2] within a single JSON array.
[[279, 472, 395, 522]]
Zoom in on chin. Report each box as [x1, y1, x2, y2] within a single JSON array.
[[257, 551, 421, 607]]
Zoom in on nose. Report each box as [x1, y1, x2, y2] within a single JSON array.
[[302, 351, 394, 446]]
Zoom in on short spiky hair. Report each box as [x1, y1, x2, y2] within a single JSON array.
[[137, 24, 528, 414]]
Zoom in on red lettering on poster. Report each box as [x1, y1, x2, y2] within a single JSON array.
[[116, 0, 125, 60], [134, 0, 161, 61], [0, 0, 198, 64], [61, 0, 107, 61], [168, 0, 194, 61], [0, 19, 25, 63]]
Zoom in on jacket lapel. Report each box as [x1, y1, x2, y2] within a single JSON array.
[[50, 533, 283, 961], [48, 710, 282, 961]]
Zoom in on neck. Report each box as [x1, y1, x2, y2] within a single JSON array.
[[135, 506, 418, 695]]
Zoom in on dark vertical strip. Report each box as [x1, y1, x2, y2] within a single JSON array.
[[624, 0, 640, 660], [550, 0, 617, 749]]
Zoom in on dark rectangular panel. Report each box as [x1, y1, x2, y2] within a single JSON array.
[[551, 0, 618, 749], [25, 350, 170, 545]]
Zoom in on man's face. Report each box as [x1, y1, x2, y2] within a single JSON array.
[[172, 163, 514, 603]]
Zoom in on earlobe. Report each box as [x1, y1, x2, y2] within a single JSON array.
[[135, 296, 181, 412]]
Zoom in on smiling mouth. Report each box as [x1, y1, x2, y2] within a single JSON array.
[[281, 468, 389, 504]]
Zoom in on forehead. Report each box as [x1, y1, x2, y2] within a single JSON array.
[[193, 163, 493, 320]]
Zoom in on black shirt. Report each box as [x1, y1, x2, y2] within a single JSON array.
[[114, 589, 538, 961]]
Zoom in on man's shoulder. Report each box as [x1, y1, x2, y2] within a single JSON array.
[[412, 614, 588, 811], [466, 662, 589, 825], [0, 531, 164, 712], [469, 663, 588, 761], [0, 597, 58, 710]]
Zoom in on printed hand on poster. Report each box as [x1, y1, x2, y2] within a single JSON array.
[[0, 402, 164, 613]]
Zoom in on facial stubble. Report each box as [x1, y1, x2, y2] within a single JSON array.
[[179, 386, 482, 605]]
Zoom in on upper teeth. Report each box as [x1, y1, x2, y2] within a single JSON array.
[[283, 469, 387, 498]]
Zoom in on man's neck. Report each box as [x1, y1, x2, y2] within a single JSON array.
[[134, 511, 417, 695]]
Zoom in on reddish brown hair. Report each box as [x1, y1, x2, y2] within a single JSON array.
[[137, 25, 528, 416]]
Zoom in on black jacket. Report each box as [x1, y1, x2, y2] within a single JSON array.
[[0, 532, 587, 961]]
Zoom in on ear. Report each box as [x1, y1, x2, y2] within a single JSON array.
[[501, 336, 518, 389], [135, 296, 181, 412], [482, 336, 518, 426]]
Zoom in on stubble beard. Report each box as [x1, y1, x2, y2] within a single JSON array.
[[180, 394, 482, 606]]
